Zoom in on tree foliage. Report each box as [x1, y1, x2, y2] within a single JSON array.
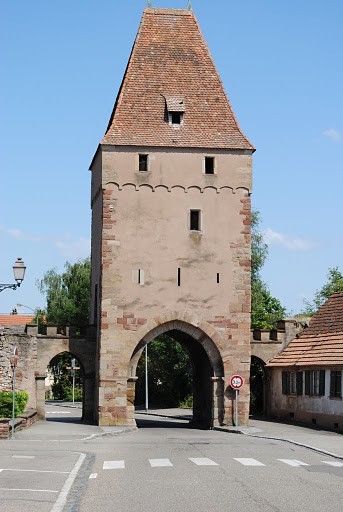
[[303, 267, 343, 315], [48, 352, 82, 401], [251, 210, 285, 329], [38, 258, 91, 328], [135, 335, 192, 407]]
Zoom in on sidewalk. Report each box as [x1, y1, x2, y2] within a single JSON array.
[[138, 408, 343, 459]]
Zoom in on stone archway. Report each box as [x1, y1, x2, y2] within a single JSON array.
[[35, 337, 96, 422], [128, 319, 225, 429]]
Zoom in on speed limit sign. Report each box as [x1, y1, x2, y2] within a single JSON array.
[[230, 375, 244, 389]]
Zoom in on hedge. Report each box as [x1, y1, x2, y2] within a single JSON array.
[[0, 391, 29, 419]]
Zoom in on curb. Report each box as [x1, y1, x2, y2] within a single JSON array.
[[214, 426, 343, 460]]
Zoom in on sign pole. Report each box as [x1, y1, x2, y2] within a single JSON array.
[[71, 359, 75, 405], [12, 364, 16, 438], [145, 345, 148, 411], [230, 374, 243, 427], [235, 389, 238, 427], [11, 347, 18, 438]]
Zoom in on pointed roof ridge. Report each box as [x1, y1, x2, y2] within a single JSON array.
[[100, 8, 254, 151]]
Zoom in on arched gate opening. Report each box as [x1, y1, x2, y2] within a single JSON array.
[[129, 320, 225, 429], [250, 356, 266, 416]]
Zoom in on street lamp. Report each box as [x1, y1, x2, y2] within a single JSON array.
[[17, 303, 40, 327], [0, 258, 26, 292]]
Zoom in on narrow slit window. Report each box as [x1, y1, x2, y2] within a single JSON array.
[[138, 269, 141, 284], [177, 268, 181, 287], [190, 210, 201, 231], [217, 273, 220, 284], [205, 156, 215, 174], [139, 154, 148, 172]]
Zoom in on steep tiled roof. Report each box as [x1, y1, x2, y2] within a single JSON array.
[[267, 292, 343, 367], [0, 314, 35, 326], [101, 8, 254, 150], [301, 292, 343, 335]]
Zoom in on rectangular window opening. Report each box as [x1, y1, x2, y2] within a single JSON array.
[[171, 112, 182, 125], [217, 273, 220, 284], [177, 268, 181, 287], [139, 154, 148, 172], [205, 156, 215, 174], [330, 370, 342, 398], [190, 210, 201, 231], [138, 269, 141, 284]]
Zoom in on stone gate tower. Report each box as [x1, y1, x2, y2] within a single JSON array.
[[89, 7, 254, 427]]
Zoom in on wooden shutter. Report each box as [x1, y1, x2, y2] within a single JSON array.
[[319, 370, 325, 396], [296, 372, 303, 395], [330, 371, 335, 397], [282, 371, 288, 395], [305, 371, 310, 395]]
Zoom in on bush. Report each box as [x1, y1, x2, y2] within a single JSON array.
[[51, 382, 82, 401], [179, 394, 193, 409], [0, 391, 29, 419]]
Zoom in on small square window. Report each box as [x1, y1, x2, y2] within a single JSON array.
[[205, 156, 215, 174], [171, 112, 182, 125], [190, 210, 201, 231], [139, 154, 148, 172]]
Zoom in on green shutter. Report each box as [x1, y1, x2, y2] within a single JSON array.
[[305, 371, 310, 395], [282, 371, 287, 395], [296, 372, 303, 395], [330, 371, 335, 397], [319, 370, 325, 396]]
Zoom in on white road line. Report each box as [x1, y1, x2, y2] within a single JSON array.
[[278, 459, 309, 467], [50, 452, 86, 512], [322, 461, 343, 467], [89, 473, 98, 479], [0, 487, 58, 493], [234, 458, 265, 466], [188, 457, 218, 466], [103, 460, 125, 470], [149, 458, 173, 467], [12, 455, 35, 459], [0, 469, 69, 474], [46, 411, 71, 414]]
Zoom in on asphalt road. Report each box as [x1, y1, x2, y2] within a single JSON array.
[[1, 404, 342, 512]]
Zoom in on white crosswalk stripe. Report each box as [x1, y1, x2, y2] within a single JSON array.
[[103, 460, 125, 470], [188, 457, 218, 466], [278, 459, 309, 467], [97, 457, 343, 471], [234, 458, 265, 466], [149, 459, 173, 467]]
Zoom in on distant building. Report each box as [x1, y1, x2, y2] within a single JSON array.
[[267, 292, 343, 432]]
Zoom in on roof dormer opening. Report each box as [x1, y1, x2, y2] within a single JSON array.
[[165, 96, 185, 127]]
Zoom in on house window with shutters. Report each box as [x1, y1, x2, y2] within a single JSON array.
[[305, 370, 325, 396], [282, 371, 303, 395], [330, 370, 342, 398]]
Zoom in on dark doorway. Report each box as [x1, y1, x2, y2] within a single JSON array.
[[250, 356, 266, 416]]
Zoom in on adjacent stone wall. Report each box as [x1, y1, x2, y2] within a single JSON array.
[[0, 325, 37, 409]]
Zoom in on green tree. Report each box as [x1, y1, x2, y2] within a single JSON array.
[[304, 267, 343, 314], [135, 335, 192, 407], [251, 210, 286, 329], [48, 352, 82, 401], [38, 258, 91, 329]]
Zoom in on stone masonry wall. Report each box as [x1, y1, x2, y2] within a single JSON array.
[[0, 325, 37, 410]]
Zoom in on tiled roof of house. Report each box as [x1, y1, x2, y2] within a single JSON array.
[[0, 314, 35, 326], [101, 8, 254, 151], [267, 292, 343, 367]]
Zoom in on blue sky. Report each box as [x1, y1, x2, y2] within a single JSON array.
[[1, 0, 342, 316]]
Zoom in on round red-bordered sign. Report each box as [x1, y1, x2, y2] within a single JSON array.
[[230, 375, 244, 389]]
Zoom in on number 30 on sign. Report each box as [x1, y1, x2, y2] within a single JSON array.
[[230, 375, 244, 389]]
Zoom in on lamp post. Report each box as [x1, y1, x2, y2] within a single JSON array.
[[0, 258, 26, 292], [17, 303, 39, 327]]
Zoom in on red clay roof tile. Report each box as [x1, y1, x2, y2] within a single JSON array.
[[0, 314, 35, 326], [101, 8, 254, 151], [267, 293, 343, 367]]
